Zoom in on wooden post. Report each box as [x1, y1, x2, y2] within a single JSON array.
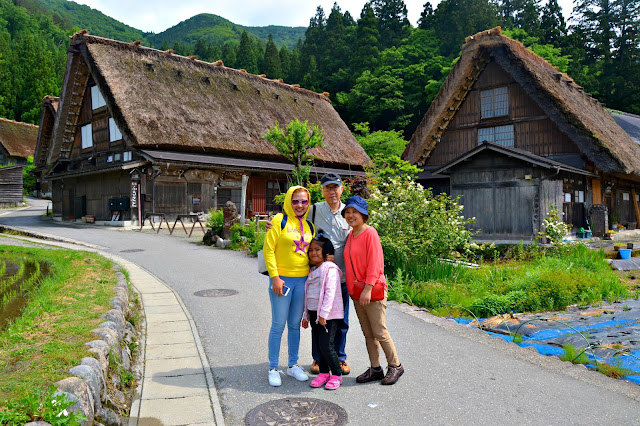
[[240, 174, 248, 224], [632, 188, 640, 225]]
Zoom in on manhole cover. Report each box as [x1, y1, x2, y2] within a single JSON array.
[[245, 397, 347, 426], [120, 249, 144, 253], [193, 289, 238, 297]]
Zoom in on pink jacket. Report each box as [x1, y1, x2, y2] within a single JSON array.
[[303, 261, 344, 322]]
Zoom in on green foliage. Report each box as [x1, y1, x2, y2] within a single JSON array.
[[206, 208, 224, 236], [263, 119, 324, 186], [560, 344, 590, 364], [353, 122, 408, 159], [230, 222, 265, 255], [368, 175, 475, 261], [0, 385, 87, 425], [23, 156, 35, 195]]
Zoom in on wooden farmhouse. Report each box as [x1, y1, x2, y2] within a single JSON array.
[[34, 95, 59, 198], [0, 117, 38, 166], [403, 27, 640, 239], [41, 31, 370, 223]]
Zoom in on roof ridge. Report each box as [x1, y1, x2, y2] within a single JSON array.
[[71, 30, 331, 102], [0, 117, 38, 128]]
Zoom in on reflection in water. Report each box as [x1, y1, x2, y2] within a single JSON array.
[[0, 259, 49, 329]]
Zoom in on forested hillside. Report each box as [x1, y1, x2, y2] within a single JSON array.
[[1, 0, 638, 143]]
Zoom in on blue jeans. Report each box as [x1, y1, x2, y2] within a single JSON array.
[[268, 276, 306, 370], [312, 281, 349, 362]]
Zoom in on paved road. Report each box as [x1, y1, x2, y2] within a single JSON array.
[[3, 199, 640, 425]]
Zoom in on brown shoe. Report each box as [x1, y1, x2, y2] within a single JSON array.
[[340, 360, 351, 375], [381, 364, 404, 385], [310, 360, 320, 375], [356, 367, 384, 383]]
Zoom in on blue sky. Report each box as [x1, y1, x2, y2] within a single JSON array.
[[73, 0, 576, 34]]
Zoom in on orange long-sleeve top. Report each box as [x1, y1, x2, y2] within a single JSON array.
[[344, 226, 387, 299]]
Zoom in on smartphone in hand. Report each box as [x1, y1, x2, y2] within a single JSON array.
[[282, 284, 291, 297]]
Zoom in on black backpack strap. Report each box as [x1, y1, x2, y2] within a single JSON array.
[[311, 204, 316, 224]]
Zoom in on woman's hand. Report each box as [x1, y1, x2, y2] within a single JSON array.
[[326, 254, 335, 262], [318, 316, 327, 326], [301, 319, 309, 329], [359, 284, 373, 306], [272, 276, 285, 296]]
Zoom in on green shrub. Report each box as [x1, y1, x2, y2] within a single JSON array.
[[230, 222, 266, 255], [206, 208, 224, 236]]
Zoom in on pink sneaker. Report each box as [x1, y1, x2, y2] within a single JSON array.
[[310, 373, 330, 388], [325, 375, 342, 390]]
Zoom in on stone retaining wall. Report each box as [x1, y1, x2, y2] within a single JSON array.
[[27, 265, 142, 426]]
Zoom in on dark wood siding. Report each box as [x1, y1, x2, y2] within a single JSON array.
[[251, 177, 267, 215], [0, 166, 23, 205], [426, 60, 581, 168]]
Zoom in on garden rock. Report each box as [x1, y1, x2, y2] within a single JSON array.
[[92, 327, 119, 351], [222, 201, 239, 239], [82, 357, 106, 399], [96, 407, 121, 426], [25, 422, 52, 426], [202, 229, 217, 246], [54, 379, 94, 425], [69, 365, 102, 412], [99, 321, 123, 341], [216, 238, 231, 249]]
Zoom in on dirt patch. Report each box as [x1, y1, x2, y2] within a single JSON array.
[[578, 308, 614, 317]]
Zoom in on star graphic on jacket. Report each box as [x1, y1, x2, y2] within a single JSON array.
[[294, 238, 309, 254]]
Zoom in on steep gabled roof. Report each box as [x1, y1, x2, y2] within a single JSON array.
[[404, 27, 640, 176], [611, 110, 640, 145], [0, 117, 38, 159], [50, 32, 369, 169], [34, 96, 59, 170]]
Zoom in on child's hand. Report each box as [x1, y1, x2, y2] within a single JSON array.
[[326, 254, 335, 262], [318, 317, 327, 326], [265, 217, 273, 231], [301, 319, 309, 329]]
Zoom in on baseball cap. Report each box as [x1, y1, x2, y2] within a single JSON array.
[[321, 173, 342, 186]]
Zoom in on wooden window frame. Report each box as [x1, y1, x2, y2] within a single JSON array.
[[81, 123, 93, 149], [478, 124, 514, 147], [480, 86, 508, 118], [109, 117, 122, 142], [90, 85, 106, 110]]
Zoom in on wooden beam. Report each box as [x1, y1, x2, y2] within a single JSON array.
[[632, 188, 640, 225]]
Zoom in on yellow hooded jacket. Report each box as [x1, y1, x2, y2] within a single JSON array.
[[263, 185, 315, 278]]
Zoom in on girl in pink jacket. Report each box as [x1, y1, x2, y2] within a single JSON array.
[[302, 231, 344, 390]]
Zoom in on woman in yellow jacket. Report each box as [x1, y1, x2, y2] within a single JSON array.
[[263, 185, 315, 386]]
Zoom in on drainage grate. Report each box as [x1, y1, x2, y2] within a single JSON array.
[[120, 249, 144, 253], [193, 289, 238, 297], [245, 397, 347, 425]]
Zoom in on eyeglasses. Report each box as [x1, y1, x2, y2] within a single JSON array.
[[291, 199, 309, 206]]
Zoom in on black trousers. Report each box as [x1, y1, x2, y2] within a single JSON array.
[[308, 310, 342, 376]]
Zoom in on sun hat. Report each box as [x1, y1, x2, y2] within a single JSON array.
[[321, 173, 342, 186], [341, 195, 368, 217]]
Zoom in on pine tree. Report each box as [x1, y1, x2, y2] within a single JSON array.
[[300, 6, 326, 89], [222, 41, 236, 68], [279, 45, 291, 82], [514, 0, 542, 37], [263, 34, 282, 79]]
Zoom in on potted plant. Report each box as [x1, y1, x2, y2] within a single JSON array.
[[617, 223, 626, 231], [614, 243, 626, 251]]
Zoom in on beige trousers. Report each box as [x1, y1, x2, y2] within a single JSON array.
[[352, 297, 400, 368]]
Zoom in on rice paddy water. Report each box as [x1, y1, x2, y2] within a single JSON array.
[[0, 258, 49, 329]]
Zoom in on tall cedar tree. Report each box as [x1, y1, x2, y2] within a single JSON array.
[[301, 6, 326, 84], [236, 30, 258, 74], [514, 0, 542, 38], [322, 4, 351, 94], [353, 3, 380, 76], [418, 2, 435, 30], [540, 0, 567, 44], [263, 34, 282, 78], [372, 0, 411, 49]]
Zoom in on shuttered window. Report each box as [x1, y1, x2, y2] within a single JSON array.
[[81, 123, 93, 149], [480, 86, 508, 118], [478, 125, 514, 147]]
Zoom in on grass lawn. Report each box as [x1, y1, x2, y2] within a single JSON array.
[[387, 244, 634, 318], [0, 245, 117, 408]]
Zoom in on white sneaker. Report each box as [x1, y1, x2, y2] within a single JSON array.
[[287, 365, 309, 382], [269, 369, 283, 386]]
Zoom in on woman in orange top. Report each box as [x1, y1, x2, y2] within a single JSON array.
[[342, 195, 404, 385]]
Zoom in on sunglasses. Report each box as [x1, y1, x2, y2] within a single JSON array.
[[291, 199, 309, 206]]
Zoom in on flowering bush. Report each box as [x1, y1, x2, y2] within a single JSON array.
[[368, 175, 475, 260], [539, 204, 571, 246]]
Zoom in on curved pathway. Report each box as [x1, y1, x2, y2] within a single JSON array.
[[2, 199, 640, 425]]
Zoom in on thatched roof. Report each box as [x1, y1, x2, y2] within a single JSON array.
[[0, 117, 38, 159], [611, 110, 640, 145], [34, 96, 59, 169], [53, 32, 369, 169], [404, 27, 640, 176]]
